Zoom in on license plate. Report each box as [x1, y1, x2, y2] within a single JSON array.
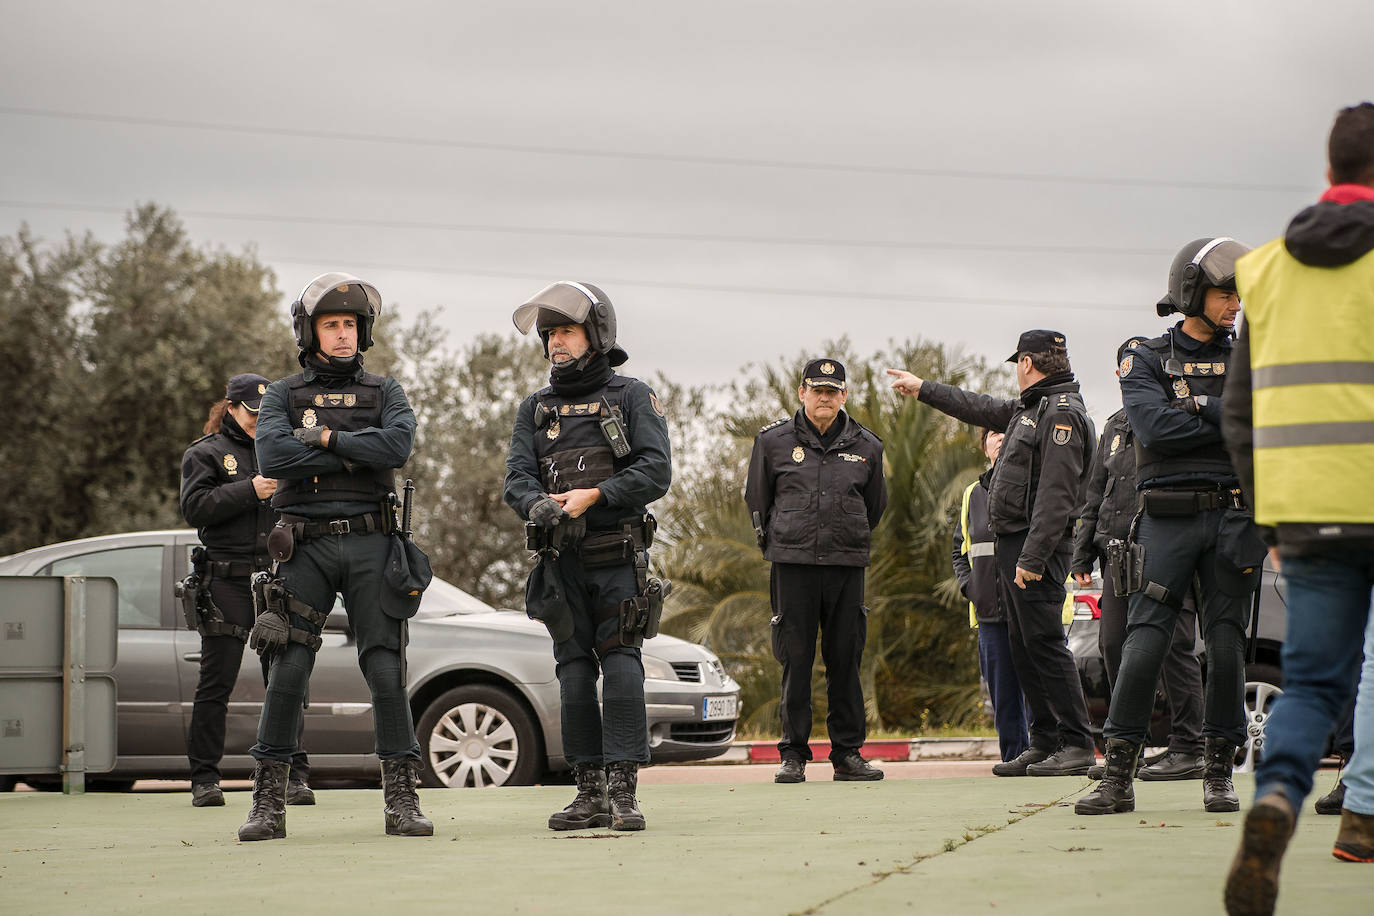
[[702, 695, 737, 721]]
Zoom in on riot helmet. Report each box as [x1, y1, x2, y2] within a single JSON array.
[[511, 281, 628, 366], [1156, 237, 1251, 319], [290, 272, 382, 359]]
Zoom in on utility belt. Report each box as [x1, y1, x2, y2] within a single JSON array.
[[525, 513, 656, 563], [1139, 486, 1246, 517], [175, 546, 251, 641], [266, 510, 391, 565]]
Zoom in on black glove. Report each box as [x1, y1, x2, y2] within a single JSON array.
[[293, 427, 327, 448], [528, 496, 567, 529], [249, 611, 290, 657]]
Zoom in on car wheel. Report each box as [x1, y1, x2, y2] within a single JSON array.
[[1236, 663, 1283, 774], [415, 684, 542, 788]]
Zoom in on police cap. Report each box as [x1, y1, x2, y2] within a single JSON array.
[[1006, 329, 1068, 363], [801, 358, 846, 390], [226, 373, 271, 413]]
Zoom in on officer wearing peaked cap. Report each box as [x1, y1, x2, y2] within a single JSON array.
[[179, 374, 313, 808], [504, 281, 672, 832], [889, 330, 1098, 778], [746, 358, 888, 784]]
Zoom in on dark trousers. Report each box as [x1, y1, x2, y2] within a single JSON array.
[[188, 577, 307, 784], [1104, 507, 1253, 748], [770, 563, 867, 762], [251, 531, 420, 764], [994, 530, 1094, 752], [1096, 563, 1204, 754], [978, 620, 1029, 761], [549, 553, 649, 767]]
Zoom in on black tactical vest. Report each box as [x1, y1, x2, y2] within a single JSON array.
[[272, 371, 396, 507], [531, 377, 630, 494], [1131, 335, 1233, 483]]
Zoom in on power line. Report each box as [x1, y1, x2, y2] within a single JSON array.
[[264, 253, 1144, 312], [0, 198, 1173, 256], [0, 105, 1315, 193]]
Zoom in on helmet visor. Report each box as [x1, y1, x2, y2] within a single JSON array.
[[299, 272, 381, 318], [1195, 238, 1251, 290], [511, 282, 599, 334]]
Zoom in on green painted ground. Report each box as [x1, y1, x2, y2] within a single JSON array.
[[1, 775, 1365, 915]]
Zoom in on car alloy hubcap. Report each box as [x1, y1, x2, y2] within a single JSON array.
[[1235, 680, 1282, 774], [427, 701, 520, 787]]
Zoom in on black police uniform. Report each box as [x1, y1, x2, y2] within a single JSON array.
[[179, 402, 309, 790], [1071, 406, 1204, 759], [744, 391, 887, 765], [916, 355, 1096, 758], [504, 363, 672, 768], [1103, 324, 1260, 751], [250, 360, 421, 767]]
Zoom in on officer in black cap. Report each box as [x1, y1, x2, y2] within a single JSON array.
[[238, 273, 432, 841], [889, 331, 1097, 777], [746, 358, 888, 784], [179, 374, 312, 808], [1076, 237, 1261, 817], [505, 280, 672, 831]]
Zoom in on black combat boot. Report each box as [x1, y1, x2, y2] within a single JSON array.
[[548, 764, 610, 830], [1074, 739, 1140, 815], [606, 761, 646, 832], [191, 782, 224, 807], [286, 773, 316, 806], [381, 758, 434, 837], [1203, 737, 1240, 813], [1314, 775, 1346, 815], [237, 760, 289, 841]]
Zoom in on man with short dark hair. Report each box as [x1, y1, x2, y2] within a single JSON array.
[[747, 358, 887, 784], [889, 331, 1097, 777], [1222, 101, 1374, 915]]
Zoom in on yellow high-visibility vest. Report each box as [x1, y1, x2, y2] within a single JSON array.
[[1236, 239, 1374, 526], [959, 481, 1074, 628]]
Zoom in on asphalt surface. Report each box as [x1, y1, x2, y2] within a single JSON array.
[[2, 768, 1366, 915]]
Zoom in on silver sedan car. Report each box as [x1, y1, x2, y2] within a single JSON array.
[[0, 530, 741, 788]]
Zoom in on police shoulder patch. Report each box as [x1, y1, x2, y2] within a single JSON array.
[[1052, 423, 1072, 446], [1119, 354, 1134, 376], [649, 392, 665, 418], [760, 417, 789, 433]]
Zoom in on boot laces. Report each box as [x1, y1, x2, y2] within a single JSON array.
[[385, 761, 423, 816]]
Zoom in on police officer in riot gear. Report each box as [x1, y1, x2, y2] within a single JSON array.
[[889, 330, 1097, 777], [505, 281, 671, 831], [238, 273, 432, 841], [746, 359, 888, 783], [1076, 237, 1263, 817], [179, 374, 312, 808]]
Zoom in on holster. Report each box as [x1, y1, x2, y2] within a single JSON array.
[[1106, 538, 1144, 598], [600, 546, 671, 655], [250, 571, 325, 656]]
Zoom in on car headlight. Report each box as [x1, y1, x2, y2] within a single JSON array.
[[641, 653, 677, 681]]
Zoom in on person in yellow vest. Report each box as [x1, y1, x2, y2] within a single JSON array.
[[1222, 101, 1374, 916], [953, 428, 1029, 763]]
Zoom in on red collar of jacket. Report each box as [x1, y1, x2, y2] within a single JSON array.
[[1320, 184, 1374, 204]]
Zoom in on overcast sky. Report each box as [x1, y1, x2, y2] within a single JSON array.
[[4, 1, 1371, 422]]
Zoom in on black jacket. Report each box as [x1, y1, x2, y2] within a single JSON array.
[[504, 373, 672, 531], [953, 472, 1002, 624], [745, 409, 887, 567], [1223, 196, 1374, 553], [1070, 407, 1138, 575], [917, 373, 1094, 575], [180, 412, 275, 565]]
